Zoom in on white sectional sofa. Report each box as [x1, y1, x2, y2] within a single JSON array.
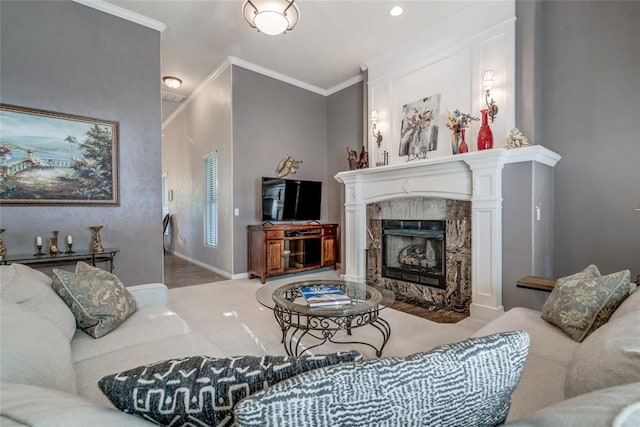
[[1, 263, 222, 426], [1, 263, 639, 426], [474, 300, 640, 425]]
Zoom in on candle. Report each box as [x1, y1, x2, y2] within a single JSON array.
[[67, 235, 73, 245], [36, 236, 42, 246]]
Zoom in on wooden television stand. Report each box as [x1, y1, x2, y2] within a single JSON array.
[[248, 223, 338, 284]]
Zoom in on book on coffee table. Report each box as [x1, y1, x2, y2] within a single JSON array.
[[299, 285, 351, 308]]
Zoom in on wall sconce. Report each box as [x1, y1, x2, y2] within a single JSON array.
[[482, 70, 499, 123], [371, 110, 383, 147], [163, 76, 182, 89]]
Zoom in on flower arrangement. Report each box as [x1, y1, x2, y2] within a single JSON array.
[[446, 109, 478, 133]]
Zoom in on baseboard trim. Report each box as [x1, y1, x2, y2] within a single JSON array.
[[470, 303, 504, 321], [168, 251, 232, 279]]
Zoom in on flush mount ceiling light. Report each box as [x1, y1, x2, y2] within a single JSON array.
[[390, 6, 404, 17], [242, 0, 300, 35], [162, 76, 182, 89]]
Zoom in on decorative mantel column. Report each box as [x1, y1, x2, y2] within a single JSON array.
[[335, 146, 561, 320]]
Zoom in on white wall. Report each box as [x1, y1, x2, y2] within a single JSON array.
[[365, 1, 516, 165]]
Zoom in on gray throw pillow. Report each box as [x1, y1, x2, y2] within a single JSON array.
[[99, 351, 362, 426], [51, 261, 137, 338], [541, 265, 631, 342], [235, 331, 530, 427]]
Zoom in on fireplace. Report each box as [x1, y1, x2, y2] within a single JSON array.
[[366, 198, 470, 311], [335, 146, 561, 320], [382, 219, 446, 289]]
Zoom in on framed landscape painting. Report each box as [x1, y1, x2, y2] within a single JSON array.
[[0, 104, 119, 205]]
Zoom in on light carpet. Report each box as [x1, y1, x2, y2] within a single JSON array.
[[168, 270, 488, 360]]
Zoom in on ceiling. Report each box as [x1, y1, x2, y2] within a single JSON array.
[[107, 1, 473, 122]]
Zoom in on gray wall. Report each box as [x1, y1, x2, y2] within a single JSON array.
[[232, 66, 328, 274], [502, 163, 554, 310], [515, 0, 543, 144], [0, 1, 163, 284], [327, 82, 364, 223], [327, 82, 364, 266], [161, 67, 233, 276], [540, 1, 640, 278]]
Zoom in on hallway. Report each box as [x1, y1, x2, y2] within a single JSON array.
[[163, 253, 226, 289]]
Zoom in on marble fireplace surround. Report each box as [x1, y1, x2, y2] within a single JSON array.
[[335, 146, 561, 320]]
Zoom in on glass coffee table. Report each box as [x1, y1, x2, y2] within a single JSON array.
[[256, 279, 394, 357]]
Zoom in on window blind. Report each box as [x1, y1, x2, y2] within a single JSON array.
[[204, 153, 218, 247]]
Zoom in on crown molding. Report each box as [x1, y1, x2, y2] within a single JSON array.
[[73, 0, 166, 32], [326, 74, 364, 96], [228, 57, 328, 96], [162, 58, 232, 129], [162, 56, 364, 128]]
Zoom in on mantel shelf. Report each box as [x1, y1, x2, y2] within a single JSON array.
[[335, 146, 561, 183]]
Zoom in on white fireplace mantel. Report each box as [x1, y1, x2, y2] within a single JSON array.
[[335, 146, 561, 320]]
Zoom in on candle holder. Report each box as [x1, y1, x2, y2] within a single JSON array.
[[65, 242, 75, 254], [34, 245, 44, 257]]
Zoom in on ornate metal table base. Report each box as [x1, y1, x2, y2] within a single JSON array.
[[271, 284, 392, 357], [273, 306, 391, 357]]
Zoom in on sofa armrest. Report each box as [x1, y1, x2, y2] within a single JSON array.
[[127, 283, 168, 308]]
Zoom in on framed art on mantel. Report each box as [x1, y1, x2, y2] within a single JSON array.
[[0, 104, 119, 206], [399, 94, 441, 161]]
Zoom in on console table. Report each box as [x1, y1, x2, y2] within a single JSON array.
[[248, 223, 338, 283], [1, 248, 119, 273]]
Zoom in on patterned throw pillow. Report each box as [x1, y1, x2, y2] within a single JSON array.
[[98, 352, 362, 427], [51, 261, 137, 338], [541, 265, 631, 342], [235, 331, 530, 427]]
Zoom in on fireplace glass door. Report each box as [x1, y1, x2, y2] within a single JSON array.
[[381, 219, 446, 289]]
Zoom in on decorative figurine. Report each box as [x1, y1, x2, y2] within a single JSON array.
[[90, 225, 104, 252], [505, 128, 531, 149], [0, 228, 6, 260], [275, 155, 303, 178], [347, 147, 358, 170], [49, 230, 59, 255], [357, 146, 369, 169]]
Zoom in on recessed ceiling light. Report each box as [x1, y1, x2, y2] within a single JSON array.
[[390, 6, 403, 17]]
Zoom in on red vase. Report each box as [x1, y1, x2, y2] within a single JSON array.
[[458, 129, 468, 153], [477, 109, 494, 150]]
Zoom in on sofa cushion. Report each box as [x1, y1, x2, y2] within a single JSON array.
[[74, 331, 229, 407], [98, 352, 362, 426], [541, 265, 631, 342], [0, 263, 76, 341], [71, 305, 195, 363], [234, 331, 530, 427], [610, 285, 640, 322], [52, 262, 137, 338], [0, 382, 155, 426], [505, 382, 640, 427], [0, 299, 77, 394], [565, 310, 640, 399]]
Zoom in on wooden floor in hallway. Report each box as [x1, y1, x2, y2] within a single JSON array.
[[163, 253, 227, 289]]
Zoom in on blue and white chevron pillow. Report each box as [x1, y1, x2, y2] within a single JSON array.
[[235, 331, 530, 427], [99, 351, 361, 426]]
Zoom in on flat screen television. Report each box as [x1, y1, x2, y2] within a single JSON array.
[[262, 177, 322, 222]]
